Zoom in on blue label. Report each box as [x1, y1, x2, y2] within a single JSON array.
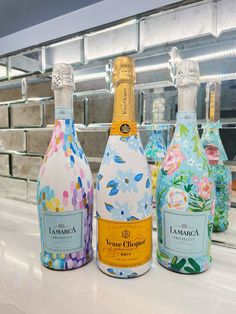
[[55, 106, 73, 119], [176, 112, 196, 124], [163, 210, 208, 256], [42, 211, 83, 254]]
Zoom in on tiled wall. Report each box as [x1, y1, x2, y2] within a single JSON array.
[[0, 82, 149, 203]]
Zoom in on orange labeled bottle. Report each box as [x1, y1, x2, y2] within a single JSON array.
[[96, 56, 152, 278]]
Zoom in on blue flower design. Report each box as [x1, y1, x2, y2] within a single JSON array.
[[127, 136, 142, 152], [115, 169, 142, 193], [107, 268, 138, 278], [110, 201, 131, 220], [137, 192, 152, 218], [102, 144, 119, 165]]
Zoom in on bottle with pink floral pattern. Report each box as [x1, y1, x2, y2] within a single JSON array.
[[201, 121, 232, 232], [156, 60, 215, 274], [37, 64, 93, 270]]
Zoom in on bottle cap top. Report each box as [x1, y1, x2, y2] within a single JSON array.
[[112, 56, 136, 85], [153, 98, 165, 123], [176, 60, 200, 88], [51, 63, 75, 91], [153, 98, 165, 112]]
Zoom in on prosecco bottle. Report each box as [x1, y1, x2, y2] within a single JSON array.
[[96, 56, 152, 278], [201, 84, 232, 232], [156, 60, 215, 274], [37, 63, 93, 270], [145, 97, 167, 226]]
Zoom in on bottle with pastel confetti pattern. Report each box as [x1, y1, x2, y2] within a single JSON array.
[[96, 56, 152, 278], [37, 63, 93, 270], [156, 60, 215, 274]]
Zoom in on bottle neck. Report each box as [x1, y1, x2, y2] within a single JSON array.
[[209, 90, 216, 122], [54, 89, 74, 120], [110, 81, 137, 136], [178, 86, 198, 113]]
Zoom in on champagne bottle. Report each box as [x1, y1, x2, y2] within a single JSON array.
[[145, 97, 167, 229], [201, 83, 232, 232], [156, 60, 215, 274], [37, 63, 93, 270], [96, 56, 152, 278], [145, 97, 167, 204]]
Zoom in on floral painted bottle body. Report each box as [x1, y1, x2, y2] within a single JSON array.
[[145, 128, 167, 199], [156, 60, 215, 274], [96, 57, 152, 278], [201, 123, 232, 232], [37, 64, 93, 270], [145, 98, 167, 207]]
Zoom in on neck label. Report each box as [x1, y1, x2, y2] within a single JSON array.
[[55, 106, 73, 120], [110, 120, 137, 136], [176, 112, 196, 124]]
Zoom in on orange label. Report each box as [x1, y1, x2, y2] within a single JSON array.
[[110, 121, 137, 136], [98, 216, 152, 268]]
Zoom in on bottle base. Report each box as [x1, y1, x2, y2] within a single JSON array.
[[41, 250, 93, 271], [213, 223, 229, 233], [96, 259, 152, 279], [157, 250, 211, 274]]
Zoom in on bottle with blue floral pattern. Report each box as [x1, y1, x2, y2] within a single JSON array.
[[156, 60, 215, 274], [96, 56, 152, 278], [201, 106, 231, 232], [37, 64, 93, 270]]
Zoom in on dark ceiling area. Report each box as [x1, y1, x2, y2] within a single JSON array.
[[0, 0, 102, 38]]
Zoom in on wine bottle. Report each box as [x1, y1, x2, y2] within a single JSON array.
[[37, 63, 93, 270], [145, 97, 167, 204], [156, 60, 215, 274], [145, 97, 167, 228], [96, 56, 152, 278], [201, 83, 232, 232]]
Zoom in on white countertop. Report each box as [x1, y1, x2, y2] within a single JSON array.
[[0, 197, 236, 314]]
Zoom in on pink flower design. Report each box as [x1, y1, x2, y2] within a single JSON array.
[[197, 177, 213, 200], [162, 144, 185, 176], [192, 176, 199, 184], [204, 144, 220, 165], [166, 187, 188, 211], [211, 198, 215, 216]]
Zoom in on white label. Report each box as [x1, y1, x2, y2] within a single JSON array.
[[163, 210, 208, 256]]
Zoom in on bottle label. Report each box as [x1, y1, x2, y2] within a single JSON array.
[[209, 91, 215, 121], [55, 106, 73, 120], [98, 216, 152, 267], [163, 210, 208, 256], [110, 120, 137, 136], [42, 211, 83, 254], [176, 112, 196, 124]]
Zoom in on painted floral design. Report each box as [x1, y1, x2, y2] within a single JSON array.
[[201, 123, 232, 232], [106, 169, 143, 195], [162, 144, 185, 176], [107, 268, 138, 278], [166, 187, 188, 211], [96, 134, 152, 278], [145, 130, 167, 162], [105, 201, 132, 221], [156, 113, 215, 274], [197, 177, 213, 200], [137, 192, 153, 218], [204, 144, 220, 165]]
